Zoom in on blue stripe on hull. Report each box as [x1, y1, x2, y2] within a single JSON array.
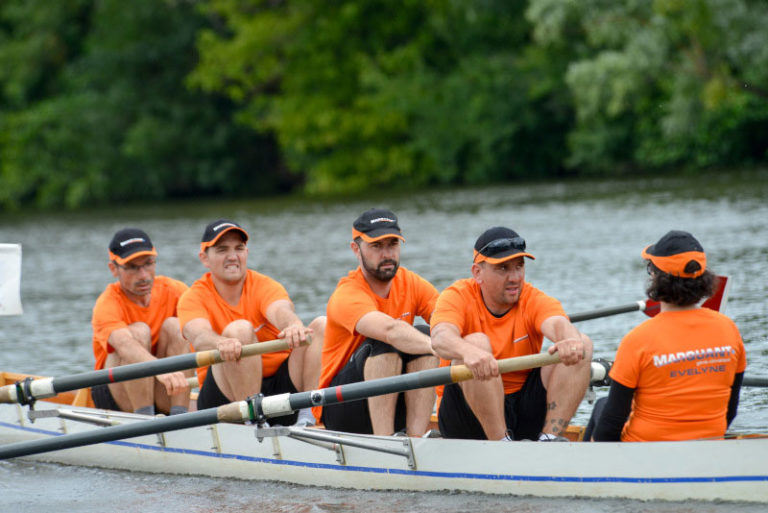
[[3, 420, 767, 485]]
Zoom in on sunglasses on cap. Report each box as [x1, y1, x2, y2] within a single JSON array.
[[477, 236, 527, 257]]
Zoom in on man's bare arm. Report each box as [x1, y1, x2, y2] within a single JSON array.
[[355, 311, 432, 355]]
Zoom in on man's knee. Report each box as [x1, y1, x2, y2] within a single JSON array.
[[160, 316, 180, 337], [363, 351, 402, 378], [126, 322, 152, 350], [309, 316, 326, 333], [104, 351, 124, 368], [309, 316, 326, 345], [222, 319, 254, 342], [160, 317, 188, 348], [407, 353, 439, 372]]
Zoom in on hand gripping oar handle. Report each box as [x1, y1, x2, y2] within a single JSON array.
[[0, 352, 559, 460], [0, 338, 308, 405]]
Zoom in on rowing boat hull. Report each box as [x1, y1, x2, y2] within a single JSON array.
[[1, 399, 766, 503]]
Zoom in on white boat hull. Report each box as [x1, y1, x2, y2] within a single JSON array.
[[1, 400, 766, 503]]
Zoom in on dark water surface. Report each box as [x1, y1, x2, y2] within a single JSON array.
[[1, 173, 767, 511]]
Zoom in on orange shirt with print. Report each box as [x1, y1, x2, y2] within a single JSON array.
[[92, 275, 188, 370], [177, 270, 290, 385], [610, 308, 746, 442], [319, 266, 439, 390], [430, 278, 565, 395]]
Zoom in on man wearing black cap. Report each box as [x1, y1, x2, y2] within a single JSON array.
[[318, 208, 439, 436], [91, 228, 191, 416], [591, 230, 746, 441], [178, 219, 325, 426], [430, 226, 592, 441]]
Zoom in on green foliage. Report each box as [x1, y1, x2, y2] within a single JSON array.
[[0, 0, 92, 108], [0, 0, 279, 210], [528, 0, 768, 173], [2, 0, 766, 209], [190, 0, 573, 194]]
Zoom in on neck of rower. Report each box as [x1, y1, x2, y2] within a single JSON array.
[[660, 301, 698, 313], [211, 275, 245, 307]]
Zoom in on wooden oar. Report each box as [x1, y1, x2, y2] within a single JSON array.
[[0, 338, 307, 405], [0, 352, 559, 460], [569, 275, 729, 323]]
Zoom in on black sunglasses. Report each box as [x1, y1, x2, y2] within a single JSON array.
[[477, 237, 526, 257]]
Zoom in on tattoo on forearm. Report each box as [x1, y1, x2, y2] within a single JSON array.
[[547, 401, 557, 411]]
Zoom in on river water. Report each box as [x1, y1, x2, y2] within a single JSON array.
[[1, 173, 767, 511]]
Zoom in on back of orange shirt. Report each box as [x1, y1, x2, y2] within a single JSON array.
[[177, 269, 290, 385], [319, 266, 439, 390], [92, 275, 189, 370], [610, 308, 746, 441], [430, 278, 565, 394]]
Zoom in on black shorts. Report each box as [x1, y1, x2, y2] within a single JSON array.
[[197, 357, 299, 426], [91, 383, 121, 411], [321, 325, 431, 434], [438, 367, 547, 440]]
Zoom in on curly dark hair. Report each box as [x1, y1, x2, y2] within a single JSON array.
[[646, 263, 716, 306]]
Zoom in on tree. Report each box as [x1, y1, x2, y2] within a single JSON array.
[[0, 0, 281, 210], [526, 0, 768, 173], [190, 0, 574, 194]]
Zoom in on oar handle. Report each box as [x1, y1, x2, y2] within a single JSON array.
[[195, 338, 309, 366], [449, 352, 561, 381]]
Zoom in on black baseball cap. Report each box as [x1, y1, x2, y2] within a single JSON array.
[[642, 230, 706, 278], [200, 219, 249, 251], [352, 208, 405, 243], [473, 227, 535, 264], [109, 228, 157, 265]]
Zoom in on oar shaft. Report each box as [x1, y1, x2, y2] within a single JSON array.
[[569, 301, 646, 323], [568, 275, 726, 323], [263, 353, 561, 418], [0, 408, 222, 460], [0, 339, 303, 404], [743, 376, 768, 387]]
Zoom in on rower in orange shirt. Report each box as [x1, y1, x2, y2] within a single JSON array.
[[91, 228, 191, 416], [177, 219, 325, 426], [430, 226, 593, 441], [591, 230, 746, 441], [319, 208, 439, 436]]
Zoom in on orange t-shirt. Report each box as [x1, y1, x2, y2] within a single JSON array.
[[177, 270, 291, 385], [319, 266, 439, 390], [610, 308, 746, 442], [430, 278, 565, 395], [91, 276, 189, 370]]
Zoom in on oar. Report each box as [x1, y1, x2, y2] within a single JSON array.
[[569, 275, 729, 323], [0, 338, 308, 405], [0, 352, 560, 460], [740, 376, 768, 388], [589, 360, 768, 388]]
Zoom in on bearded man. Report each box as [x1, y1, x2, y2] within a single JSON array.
[[317, 208, 439, 436]]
